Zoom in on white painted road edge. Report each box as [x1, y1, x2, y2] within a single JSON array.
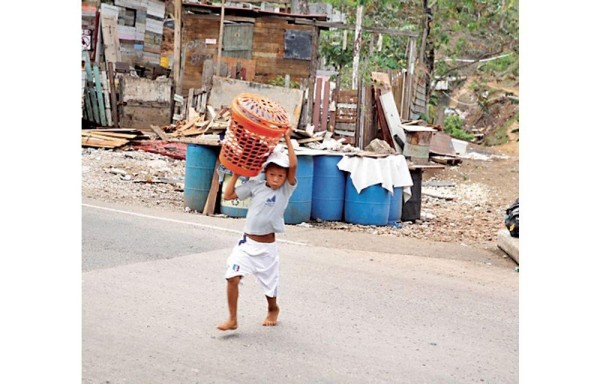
[[82, 203, 308, 246]]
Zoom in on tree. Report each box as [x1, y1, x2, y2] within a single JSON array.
[[319, 0, 519, 89]]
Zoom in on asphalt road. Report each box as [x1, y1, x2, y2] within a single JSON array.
[[82, 198, 518, 384]]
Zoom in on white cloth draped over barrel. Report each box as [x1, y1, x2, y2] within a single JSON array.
[[336, 155, 413, 202]]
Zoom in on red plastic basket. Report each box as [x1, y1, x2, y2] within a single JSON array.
[[219, 93, 290, 176]]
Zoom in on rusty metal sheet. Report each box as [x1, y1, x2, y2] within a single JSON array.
[[131, 141, 188, 160], [430, 131, 458, 157]]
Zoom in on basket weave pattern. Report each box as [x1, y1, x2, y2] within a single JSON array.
[[219, 93, 290, 177]]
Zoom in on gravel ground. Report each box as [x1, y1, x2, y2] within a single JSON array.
[[81, 142, 518, 253]]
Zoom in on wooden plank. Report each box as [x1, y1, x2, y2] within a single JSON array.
[[81, 135, 128, 148], [93, 65, 107, 126], [337, 90, 358, 104], [186, 88, 194, 121], [107, 62, 119, 127], [374, 88, 394, 149], [320, 78, 330, 132], [99, 69, 113, 127], [328, 89, 337, 133], [371, 72, 392, 90], [202, 159, 221, 215], [335, 116, 357, 124], [100, 14, 121, 63], [150, 125, 171, 141], [297, 137, 323, 144], [81, 130, 137, 139], [431, 155, 462, 166], [379, 91, 406, 150], [81, 132, 130, 142], [83, 52, 100, 124], [89, 85, 101, 125], [334, 122, 356, 131], [313, 76, 322, 130], [83, 75, 94, 122]]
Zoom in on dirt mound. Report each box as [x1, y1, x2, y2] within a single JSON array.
[[448, 78, 519, 148]]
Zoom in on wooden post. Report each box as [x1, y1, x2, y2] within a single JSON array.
[[174, 0, 182, 95], [363, 83, 375, 145], [351, 4, 363, 90], [217, 2, 225, 75], [306, 26, 319, 127], [320, 78, 330, 133], [313, 76, 322, 131], [356, 77, 363, 148]]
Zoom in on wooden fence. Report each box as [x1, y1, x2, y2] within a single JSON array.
[[81, 51, 120, 127]]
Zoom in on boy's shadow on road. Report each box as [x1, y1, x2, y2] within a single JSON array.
[[217, 333, 240, 340]]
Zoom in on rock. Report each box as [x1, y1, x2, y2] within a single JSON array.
[[110, 168, 128, 176]]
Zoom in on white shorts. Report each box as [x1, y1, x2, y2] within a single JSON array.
[[224, 234, 280, 297]]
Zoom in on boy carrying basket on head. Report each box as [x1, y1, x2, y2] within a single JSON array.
[[217, 128, 297, 331]]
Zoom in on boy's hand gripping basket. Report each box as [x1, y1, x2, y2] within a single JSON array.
[[219, 93, 290, 177]]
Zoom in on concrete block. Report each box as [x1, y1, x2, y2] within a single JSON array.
[[497, 228, 519, 264]]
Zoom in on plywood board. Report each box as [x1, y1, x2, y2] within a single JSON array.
[[101, 14, 121, 63], [379, 91, 406, 151], [208, 76, 304, 129]]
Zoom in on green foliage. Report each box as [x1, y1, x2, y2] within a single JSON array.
[[319, 30, 353, 71], [479, 53, 518, 77], [443, 114, 474, 141], [483, 112, 518, 146], [268, 75, 300, 89]]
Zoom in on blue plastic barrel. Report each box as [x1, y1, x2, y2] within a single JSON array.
[[388, 186, 403, 225], [220, 174, 250, 218], [184, 144, 218, 212], [344, 179, 391, 226], [311, 155, 345, 221], [284, 155, 313, 224]]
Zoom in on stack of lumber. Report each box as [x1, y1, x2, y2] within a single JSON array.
[[291, 125, 327, 145], [170, 105, 230, 138], [81, 128, 152, 148]]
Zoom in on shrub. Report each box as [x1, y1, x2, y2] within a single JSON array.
[[443, 114, 474, 141]]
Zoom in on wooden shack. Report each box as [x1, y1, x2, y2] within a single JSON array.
[[177, 3, 327, 92]]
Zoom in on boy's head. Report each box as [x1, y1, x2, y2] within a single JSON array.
[[264, 152, 289, 190]]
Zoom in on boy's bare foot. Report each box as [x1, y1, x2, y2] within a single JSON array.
[[216, 319, 238, 331], [262, 306, 279, 326]]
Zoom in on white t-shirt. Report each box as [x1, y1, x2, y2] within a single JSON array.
[[235, 179, 297, 235]]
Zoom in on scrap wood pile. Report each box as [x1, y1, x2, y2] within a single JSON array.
[[82, 108, 406, 156], [81, 128, 154, 148], [166, 105, 231, 143]]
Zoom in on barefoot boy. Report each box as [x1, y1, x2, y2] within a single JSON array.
[[217, 128, 297, 331]]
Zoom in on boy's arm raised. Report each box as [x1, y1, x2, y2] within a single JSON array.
[[222, 173, 240, 200], [284, 128, 297, 185]]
